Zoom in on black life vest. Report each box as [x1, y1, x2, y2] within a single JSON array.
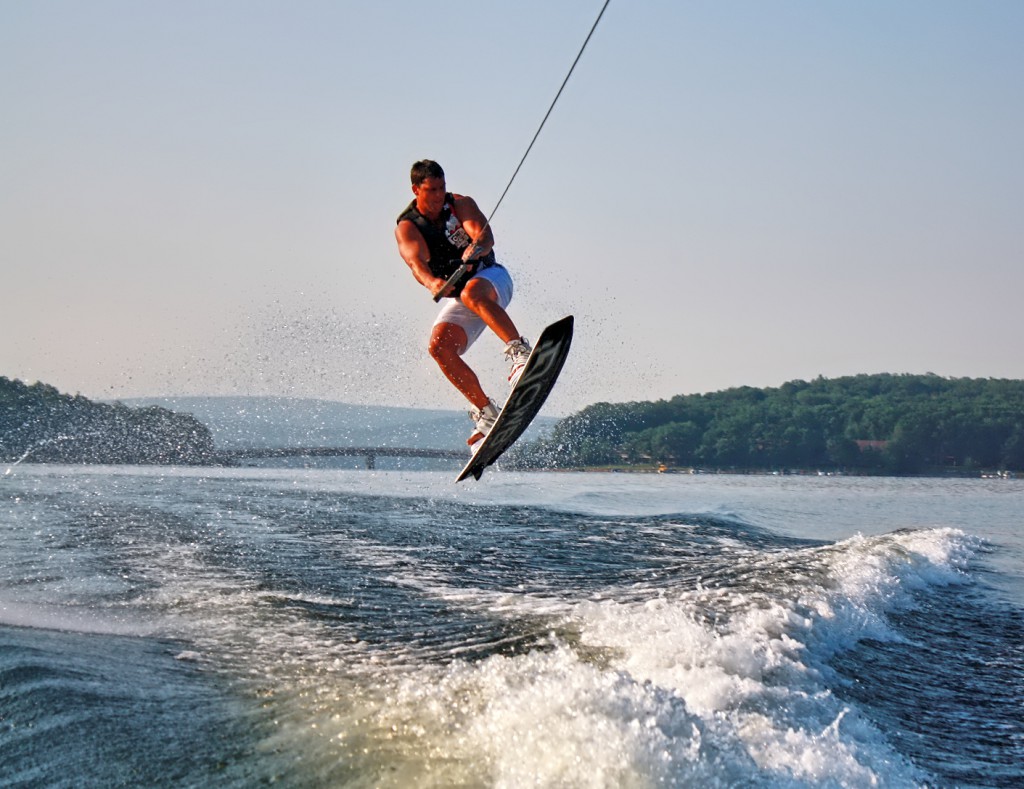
[[397, 194, 496, 296]]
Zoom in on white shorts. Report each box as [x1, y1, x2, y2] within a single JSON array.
[[433, 264, 514, 353]]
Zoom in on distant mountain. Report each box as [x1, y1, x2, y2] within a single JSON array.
[[2, 377, 214, 465], [117, 396, 558, 452]]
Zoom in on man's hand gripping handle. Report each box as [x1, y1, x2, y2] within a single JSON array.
[[432, 263, 473, 303]]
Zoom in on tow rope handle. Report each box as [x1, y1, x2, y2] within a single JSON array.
[[432, 262, 473, 303]]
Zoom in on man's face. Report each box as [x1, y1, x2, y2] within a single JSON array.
[[412, 177, 446, 219]]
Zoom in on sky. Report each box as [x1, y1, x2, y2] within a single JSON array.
[[3, 0, 1022, 416]]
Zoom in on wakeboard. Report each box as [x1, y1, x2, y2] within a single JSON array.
[[456, 315, 574, 482]]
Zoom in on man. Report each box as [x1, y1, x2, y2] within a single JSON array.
[[395, 160, 532, 449]]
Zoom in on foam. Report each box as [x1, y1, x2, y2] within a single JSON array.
[[0, 600, 158, 637], [347, 527, 972, 785]]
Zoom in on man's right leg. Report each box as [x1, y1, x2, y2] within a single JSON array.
[[428, 322, 491, 410], [429, 322, 499, 448]]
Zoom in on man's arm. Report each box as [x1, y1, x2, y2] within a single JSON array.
[[452, 195, 494, 261], [395, 220, 449, 298]]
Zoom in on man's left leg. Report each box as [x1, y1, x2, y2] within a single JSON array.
[[459, 277, 532, 386], [459, 278, 519, 344]]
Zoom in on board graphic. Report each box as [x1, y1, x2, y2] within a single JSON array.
[[456, 315, 574, 482]]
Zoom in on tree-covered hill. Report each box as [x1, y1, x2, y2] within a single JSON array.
[[512, 374, 1024, 474], [1, 377, 215, 465]]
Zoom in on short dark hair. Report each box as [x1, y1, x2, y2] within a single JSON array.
[[410, 159, 445, 185]]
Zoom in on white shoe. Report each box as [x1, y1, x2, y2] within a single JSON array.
[[503, 337, 532, 387], [468, 400, 499, 451]]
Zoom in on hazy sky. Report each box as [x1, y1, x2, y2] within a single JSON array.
[[3, 1, 1022, 415]]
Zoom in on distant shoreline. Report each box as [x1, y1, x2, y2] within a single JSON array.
[[5, 458, 1019, 480], [546, 464, 1019, 480]]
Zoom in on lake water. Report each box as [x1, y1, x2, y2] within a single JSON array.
[[2, 465, 1021, 787]]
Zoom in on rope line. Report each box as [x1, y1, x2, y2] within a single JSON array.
[[433, 0, 611, 302], [483, 0, 612, 231]]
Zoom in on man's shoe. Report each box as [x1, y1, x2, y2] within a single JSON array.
[[503, 337, 532, 387], [468, 400, 500, 452]]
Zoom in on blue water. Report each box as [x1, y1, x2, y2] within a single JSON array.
[[1, 466, 1022, 787]]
